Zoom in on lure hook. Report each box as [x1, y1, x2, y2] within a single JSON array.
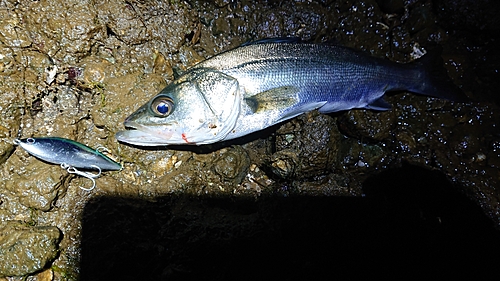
[[95, 146, 120, 163], [61, 163, 102, 191]]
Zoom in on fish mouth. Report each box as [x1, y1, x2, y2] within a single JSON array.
[[115, 121, 175, 146]]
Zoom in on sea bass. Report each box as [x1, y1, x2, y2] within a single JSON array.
[[116, 40, 464, 146]]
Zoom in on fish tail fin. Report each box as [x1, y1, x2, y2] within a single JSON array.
[[410, 48, 469, 102]]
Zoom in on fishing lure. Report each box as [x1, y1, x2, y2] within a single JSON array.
[[14, 137, 122, 191]]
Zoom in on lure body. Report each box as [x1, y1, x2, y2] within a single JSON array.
[[15, 137, 122, 171]]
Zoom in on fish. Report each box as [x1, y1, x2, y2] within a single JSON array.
[[115, 39, 466, 146], [14, 137, 122, 171]]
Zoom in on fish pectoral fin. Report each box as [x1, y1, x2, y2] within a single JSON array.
[[245, 86, 300, 113], [365, 97, 392, 111]]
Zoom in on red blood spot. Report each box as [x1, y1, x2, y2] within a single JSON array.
[[181, 133, 189, 143]]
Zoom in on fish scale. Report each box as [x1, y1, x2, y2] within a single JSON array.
[[191, 43, 419, 116]]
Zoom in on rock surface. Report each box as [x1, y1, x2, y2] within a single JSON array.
[[0, 0, 499, 279], [0, 221, 60, 277]]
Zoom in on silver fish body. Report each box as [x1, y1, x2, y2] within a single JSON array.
[[116, 41, 463, 146], [15, 137, 122, 171]]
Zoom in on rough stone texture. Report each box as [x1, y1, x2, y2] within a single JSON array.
[[2, 152, 69, 212], [0, 221, 60, 277], [0, 0, 499, 279]]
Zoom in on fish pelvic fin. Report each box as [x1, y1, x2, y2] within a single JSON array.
[[245, 86, 300, 113], [365, 97, 392, 111]]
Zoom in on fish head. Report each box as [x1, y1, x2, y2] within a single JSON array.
[[116, 69, 241, 146]]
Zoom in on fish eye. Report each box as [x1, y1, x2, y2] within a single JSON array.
[[151, 96, 175, 117]]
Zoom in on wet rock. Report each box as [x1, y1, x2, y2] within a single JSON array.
[[334, 0, 390, 55], [0, 45, 14, 74], [29, 269, 54, 281], [390, 25, 414, 57], [24, 0, 102, 63], [0, 221, 60, 278], [114, 148, 184, 195], [97, 0, 150, 45], [488, 139, 500, 167], [212, 14, 231, 36], [376, 0, 404, 14], [0, 79, 22, 139], [153, 147, 252, 196], [76, 57, 114, 89], [270, 149, 299, 179], [214, 146, 250, 183], [434, 0, 499, 33], [0, 0, 499, 278], [159, 170, 204, 194], [178, 45, 206, 68], [152, 51, 174, 78], [293, 173, 362, 197], [0, 140, 14, 166], [337, 109, 396, 142], [395, 131, 417, 154], [271, 111, 340, 179], [337, 138, 388, 172], [92, 72, 167, 136], [0, 10, 32, 48], [449, 133, 480, 159], [196, 0, 339, 54], [406, 4, 436, 34], [2, 153, 67, 212]]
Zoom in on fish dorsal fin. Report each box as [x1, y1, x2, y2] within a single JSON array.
[[172, 66, 184, 80], [365, 97, 392, 111], [245, 86, 300, 113], [241, 37, 302, 47]]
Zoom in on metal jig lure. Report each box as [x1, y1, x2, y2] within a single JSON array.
[[14, 137, 122, 191]]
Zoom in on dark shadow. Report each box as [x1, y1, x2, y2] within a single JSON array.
[[80, 163, 500, 280]]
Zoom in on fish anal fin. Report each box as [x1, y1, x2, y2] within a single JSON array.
[[365, 97, 392, 111], [245, 86, 300, 113]]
